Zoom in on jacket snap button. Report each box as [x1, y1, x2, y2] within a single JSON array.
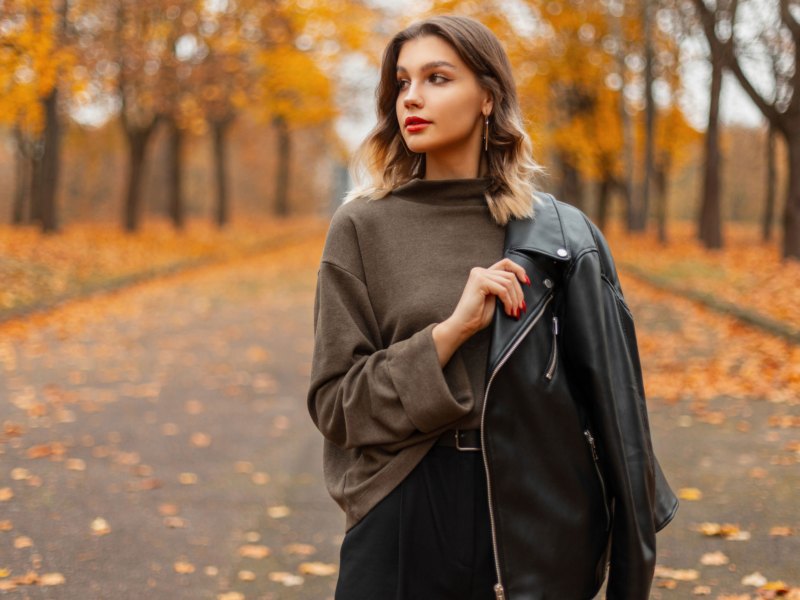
[[556, 248, 568, 257], [543, 278, 553, 288]]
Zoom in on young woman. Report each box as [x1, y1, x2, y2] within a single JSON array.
[[306, 15, 678, 600]]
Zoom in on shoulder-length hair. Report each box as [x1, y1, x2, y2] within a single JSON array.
[[344, 14, 544, 225]]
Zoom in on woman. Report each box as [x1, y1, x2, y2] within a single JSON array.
[[306, 14, 678, 600]]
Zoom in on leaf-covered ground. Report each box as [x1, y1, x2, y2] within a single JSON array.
[[0, 216, 322, 320], [0, 220, 797, 598]]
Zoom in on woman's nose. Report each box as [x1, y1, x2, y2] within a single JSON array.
[[403, 82, 423, 108]]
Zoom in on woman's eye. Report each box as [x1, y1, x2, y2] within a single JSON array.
[[430, 74, 448, 83], [396, 79, 409, 90]]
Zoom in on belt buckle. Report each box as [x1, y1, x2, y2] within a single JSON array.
[[455, 429, 480, 452]]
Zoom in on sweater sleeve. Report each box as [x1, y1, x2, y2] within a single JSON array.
[[306, 207, 474, 450]]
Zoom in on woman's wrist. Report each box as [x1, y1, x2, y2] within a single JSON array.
[[432, 318, 472, 367]]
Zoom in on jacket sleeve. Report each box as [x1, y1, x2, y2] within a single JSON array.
[[306, 209, 474, 450], [561, 219, 676, 600]]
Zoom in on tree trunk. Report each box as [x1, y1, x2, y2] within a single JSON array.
[[596, 176, 612, 232], [123, 125, 154, 232], [212, 118, 232, 227], [38, 88, 61, 233], [763, 123, 777, 243], [558, 152, 584, 210], [167, 119, 185, 230], [634, 0, 655, 232], [655, 155, 670, 245], [273, 115, 290, 217], [12, 128, 32, 225], [785, 133, 800, 259], [698, 50, 724, 249], [610, 7, 635, 231]]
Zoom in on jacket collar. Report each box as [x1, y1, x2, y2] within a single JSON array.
[[504, 193, 572, 262], [486, 193, 571, 375]]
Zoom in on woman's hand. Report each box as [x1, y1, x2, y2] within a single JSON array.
[[432, 258, 531, 366]]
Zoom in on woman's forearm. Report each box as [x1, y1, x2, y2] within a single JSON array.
[[431, 318, 473, 367]]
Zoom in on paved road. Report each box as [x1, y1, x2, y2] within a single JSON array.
[[0, 232, 797, 599]]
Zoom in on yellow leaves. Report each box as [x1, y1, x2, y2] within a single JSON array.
[[268, 571, 304, 586], [0, 569, 66, 591], [0, 488, 14, 502], [178, 472, 198, 485], [679, 487, 703, 501], [238, 544, 271, 559], [173, 560, 195, 574], [13, 536, 32, 549], [696, 522, 751, 541], [266, 505, 291, 519], [256, 45, 336, 127], [699, 551, 729, 566], [0, 216, 324, 336], [610, 221, 800, 405], [654, 566, 699, 581]]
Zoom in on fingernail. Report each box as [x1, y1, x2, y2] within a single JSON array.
[[525, 275, 531, 286], [521, 300, 527, 313]]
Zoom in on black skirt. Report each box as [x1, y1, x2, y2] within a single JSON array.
[[335, 444, 496, 600]]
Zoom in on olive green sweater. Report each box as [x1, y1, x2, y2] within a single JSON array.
[[306, 177, 507, 531]]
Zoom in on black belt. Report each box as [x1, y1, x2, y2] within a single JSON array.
[[435, 429, 481, 451]]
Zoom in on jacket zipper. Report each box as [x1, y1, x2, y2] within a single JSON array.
[[583, 428, 611, 529], [544, 315, 559, 380], [481, 293, 554, 600]]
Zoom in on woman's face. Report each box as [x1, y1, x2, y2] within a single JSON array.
[[395, 35, 492, 162]]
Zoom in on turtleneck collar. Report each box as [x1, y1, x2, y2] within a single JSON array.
[[390, 176, 491, 205]]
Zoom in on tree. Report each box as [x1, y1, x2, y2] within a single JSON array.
[[0, 0, 78, 232], [692, 0, 800, 259]]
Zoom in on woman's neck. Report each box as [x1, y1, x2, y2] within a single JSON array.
[[423, 148, 484, 180]]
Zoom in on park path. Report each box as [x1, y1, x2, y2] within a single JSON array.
[[0, 229, 798, 599]]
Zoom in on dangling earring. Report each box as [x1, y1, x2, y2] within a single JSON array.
[[483, 115, 489, 152]]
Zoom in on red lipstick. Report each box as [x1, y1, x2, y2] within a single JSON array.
[[405, 116, 431, 132]]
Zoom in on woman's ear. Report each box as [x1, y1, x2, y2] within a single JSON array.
[[482, 91, 494, 118]]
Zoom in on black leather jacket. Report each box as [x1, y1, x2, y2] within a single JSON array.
[[479, 193, 679, 600]]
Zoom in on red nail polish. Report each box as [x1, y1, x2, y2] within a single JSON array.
[[522, 300, 527, 313], [525, 275, 531, 285]]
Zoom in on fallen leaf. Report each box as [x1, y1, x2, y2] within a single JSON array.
[[692, 585, 712, 595], [66, 458, 86, 471], [742, 572, 767, 587], [237, 570, 255, 581], [268, 571, 304, 586], [298, 562, 337, 576], [654, 566, 699, 581], [251, 472, 270, 485], [238, 544, 270, 559], [700, 551, 729, 566], [14, 536, 32, 549], [679, 487, 703, 501], [769, 526, 793, 537], [179, 472, 198, 485], [174, 560, 195, 574], [10, 468, 31, 480], [40, 572, 65, 586], [91, 517, 111, 536], [285, 543, 316, 556], [190, 432, 211, 447], [267, 505, 290, 519]]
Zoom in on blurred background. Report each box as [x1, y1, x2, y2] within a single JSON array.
[[0, 0, 794, 235], [1, 1, 799, 598]]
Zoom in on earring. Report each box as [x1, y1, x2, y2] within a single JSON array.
[[483, 116, 489, 152]]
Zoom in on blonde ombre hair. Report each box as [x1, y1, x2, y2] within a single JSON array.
[[344, 15, 545, 225]]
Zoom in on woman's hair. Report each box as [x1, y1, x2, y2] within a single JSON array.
[[344, 14, 544, 225]]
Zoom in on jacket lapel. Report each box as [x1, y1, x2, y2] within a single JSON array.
[[486, 193, 572, 375]]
